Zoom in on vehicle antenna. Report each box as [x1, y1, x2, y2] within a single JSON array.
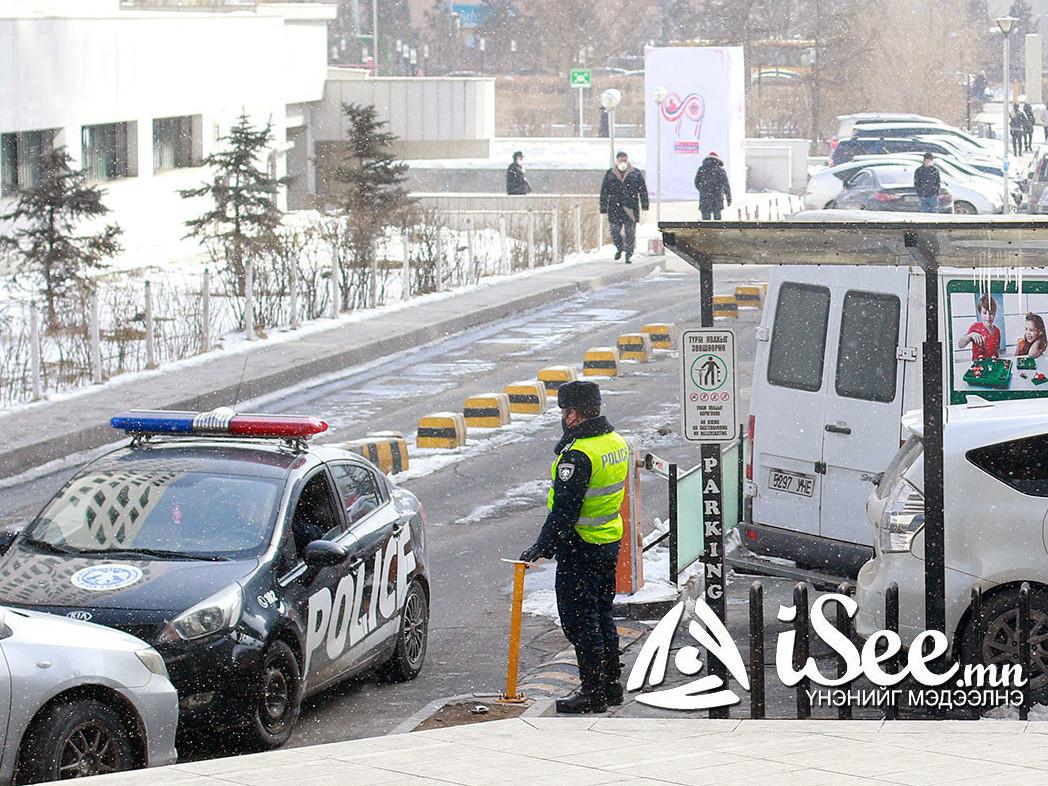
[[233, 356, 249, 408]]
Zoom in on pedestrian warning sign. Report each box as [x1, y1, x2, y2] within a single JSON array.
[[680, 329, 738, 443]]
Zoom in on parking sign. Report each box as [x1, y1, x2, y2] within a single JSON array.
[[680, 329, 738, 442]]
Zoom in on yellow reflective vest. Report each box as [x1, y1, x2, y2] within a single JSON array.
[[549, 431, 629, 544]]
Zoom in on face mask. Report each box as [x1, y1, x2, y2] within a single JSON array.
[[617, 161, 628, 171]]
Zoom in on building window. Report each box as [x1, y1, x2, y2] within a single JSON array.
[[82, 122, 133, 181], [1, 129, 58, 196], [153, 115, 198, 173]]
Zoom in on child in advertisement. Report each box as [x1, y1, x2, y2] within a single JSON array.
[[958, 294, 1001, 360], [1015, 312, 1047, 359]]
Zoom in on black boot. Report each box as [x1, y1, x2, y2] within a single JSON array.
[[557, 651, 607, 714], [614, 249, 622, 260], [604, 647, 624, 706]]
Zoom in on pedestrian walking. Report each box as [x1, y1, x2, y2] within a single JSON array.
[[1025, 103, 1036, 152], [694, 151, 732, 220], [599, 151, 648, 264], [1040, 105, 1048, 144], [913, 152, 941, 214], [506, 151, 531, 195], [519, 380, 630, 714], [1011, 108, 1026, 157]]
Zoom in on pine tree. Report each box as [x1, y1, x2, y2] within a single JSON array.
[[181, 112, 288, 296], [331, 102, 415, 308], [0, 147, 122, 328]]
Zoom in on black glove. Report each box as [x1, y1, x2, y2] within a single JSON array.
[[519, 545, 543, 563]]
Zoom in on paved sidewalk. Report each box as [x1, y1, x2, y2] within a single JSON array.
[[83, 717, 1048, 785]]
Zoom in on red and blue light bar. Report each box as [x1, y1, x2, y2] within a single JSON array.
[[111, 409, 328, 439]]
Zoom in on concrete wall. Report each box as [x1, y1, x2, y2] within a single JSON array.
[[744, 138, 809, 192]]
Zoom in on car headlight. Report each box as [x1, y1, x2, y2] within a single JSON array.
[[135, 647, 169, 678], [158, 584, 243, 643], [877, 477, 924, 553]]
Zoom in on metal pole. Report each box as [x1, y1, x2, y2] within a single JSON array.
[[29, 300, 41, 400], [1003, 32, 1011, 212], [885, 582, 899, 721], [1020, 582, 1031, 720], [794, 583, 811, 719], [835, 583, 853, 720], [244, 262, 254, 341], [609, 108, 616, 168], [749, 581, 765, 719], [201, 268, 211, 352], [668, 463, 678, 583], [502, 561, 528, 702], [435, 229, 444, 293], [578, 87, 584, 139], [90, 286, 102, 384], [656, 109, 662, 225], [574, 202, 582, 253], [466, 216, 475, 283], [372, 0, 379, 75], [144, 279, 156, 369], [527, 209, 535, 269], [499, 212, 508, 273], [551, 204, 560, 264]]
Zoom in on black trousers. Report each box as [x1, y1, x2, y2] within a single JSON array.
[[609, 220, 636, 254], [555, 540, 620, 655]]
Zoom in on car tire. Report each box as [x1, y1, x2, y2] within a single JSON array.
[[378, 580, 428, 682], [16, 699, 135, 784], [960, 587, 1048, 701], [243, 640, 302, 751], [954, 201, 978, 215]]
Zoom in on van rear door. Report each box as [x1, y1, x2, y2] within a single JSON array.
[[819, 269, 910, 544]]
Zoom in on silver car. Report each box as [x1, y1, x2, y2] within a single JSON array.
[[0, 605, 178, 784]]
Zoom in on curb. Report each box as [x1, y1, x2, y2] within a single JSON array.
[[1, 257, 663, 479], [389, 692, 536, 734]]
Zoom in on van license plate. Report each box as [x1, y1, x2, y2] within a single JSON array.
[[769, 469, 814, 497]]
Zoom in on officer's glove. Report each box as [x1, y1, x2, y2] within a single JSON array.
[[519, 544, 544, 564]]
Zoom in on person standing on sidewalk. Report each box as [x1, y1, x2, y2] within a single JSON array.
[[694, 151, 732, 220], [506, 151, 531, 195], [913, 152, 941, 213], [599, 151, 648, 264], [520, 381, 629, 714]]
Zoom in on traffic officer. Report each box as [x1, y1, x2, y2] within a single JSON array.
[[520, 380, 630, 713]]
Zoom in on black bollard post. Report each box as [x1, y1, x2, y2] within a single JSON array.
[[1020, 582, 1031, 721], [836, 582, 853, 721], [885, 582, 899, 720], [749, 581, 765, 719], [794, 582, 810, 719]]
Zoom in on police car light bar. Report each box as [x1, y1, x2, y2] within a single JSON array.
[[111, 409, 329, 439]]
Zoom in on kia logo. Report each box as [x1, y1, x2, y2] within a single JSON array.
[[66, 611, 93, 622]]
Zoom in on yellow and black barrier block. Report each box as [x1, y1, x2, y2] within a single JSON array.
[[617, 333, 654, 363], [537, 365, 578, 395], [641, 322, 678, 350], [504, 381, 548, 415], [334, 434, 409, 474], [713, 295, 738, 318], [734, 285, 762, 308], [583, 347, 620, 377], [463, 393, 512, 428], [417, 412, 467, 448]]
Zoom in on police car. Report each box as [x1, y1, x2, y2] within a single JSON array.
[[0, 409, 429, 749]]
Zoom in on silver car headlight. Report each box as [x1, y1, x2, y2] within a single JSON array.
[[158, 584, 243, 643], [135, 646, 169, 678], [877, 477, 924, 553]]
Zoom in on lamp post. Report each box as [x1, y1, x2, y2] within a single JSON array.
[[652, 86, 667, 226], [600, 89, 622, 167], [997, 15, 1018, 213]]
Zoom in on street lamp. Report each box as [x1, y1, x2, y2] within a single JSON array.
[[652, 87, 667, 226], [997, 15, 1018, 213], [600, 89, 622, 167]]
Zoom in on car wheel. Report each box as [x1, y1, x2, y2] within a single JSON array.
[[244, 640, 302, 750], [954, 201, 978, 215], [378, 580, 428, 682], [16, 699, 135, 784], [961, 587, 1048, 700]]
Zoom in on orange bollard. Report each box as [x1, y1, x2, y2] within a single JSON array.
[[498, 555, 530, 703], [615, 450, 644, 594]]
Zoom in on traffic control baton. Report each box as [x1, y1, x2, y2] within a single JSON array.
[[497, 552, 542, 703]]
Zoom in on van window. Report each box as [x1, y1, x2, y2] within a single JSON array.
[[836, 290, 901, 402], [767, 283, 830, 391], [967, 434, 1048, 497]]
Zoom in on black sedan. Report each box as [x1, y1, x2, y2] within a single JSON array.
[[834, 166, 954, 213], [0, 409, 429, 750]]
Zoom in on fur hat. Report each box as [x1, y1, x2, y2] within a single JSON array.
[[557, 380, 602, 409]]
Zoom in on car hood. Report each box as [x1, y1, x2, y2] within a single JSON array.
[[0, 546, 258, 612], [1, 604, 153, 653]]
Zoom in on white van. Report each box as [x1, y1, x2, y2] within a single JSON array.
[[743, 263, 1048, 575]]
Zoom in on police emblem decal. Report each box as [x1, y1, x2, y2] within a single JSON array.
[[70, 564, 143, 591], [558, 463, 575, 481]]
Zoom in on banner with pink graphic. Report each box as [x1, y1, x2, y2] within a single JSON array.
[[644, 46, 746, 203]]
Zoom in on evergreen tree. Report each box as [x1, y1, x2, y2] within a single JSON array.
[[331, 102, 415, 308], [180, 112, 288, 296], [1, 147, 122, 328]]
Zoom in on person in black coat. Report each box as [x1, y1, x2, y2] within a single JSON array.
[[506, 151, 531, 195], [694, 152, 732, 220], [599, 151, 648, 263], [1024, 103, 1036, 153]]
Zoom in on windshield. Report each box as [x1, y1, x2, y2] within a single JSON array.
[[26, 470, 281, 559]]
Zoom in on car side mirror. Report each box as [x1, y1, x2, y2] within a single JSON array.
[[302, 540, 349, 568]]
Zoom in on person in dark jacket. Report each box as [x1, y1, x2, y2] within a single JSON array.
[[599, 151, 648, 263], [1024, 103, 1036, 153], [694, 152, 732, 220], [506, 151, 531, 195], [1012, 106, 1027, 157], [914, 152, 941, 213], [520, 380, 630, 714]]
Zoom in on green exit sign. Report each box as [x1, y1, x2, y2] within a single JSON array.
[[570, 69, 591, 87]]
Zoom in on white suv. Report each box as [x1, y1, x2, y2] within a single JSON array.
[[856, 399, 1048, 696]]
